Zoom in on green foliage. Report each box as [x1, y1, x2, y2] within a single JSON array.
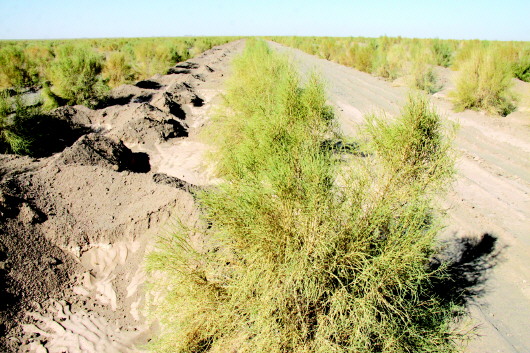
[[451, 40, 485, 71], [271, 36, 530, 99], [409, 48, 441, 94], [366, 93, 454, 183], [0, 46, 38, 88], [432, 39, 454, 67], [103, 51, 134, 87], [512, 50, 530, 82], [451, 47, 516, 116], [0, 91, 38, 155], [372, 44, 405, 80], [0, 90, 89, 156], [133, 41, 171, 80], [47, 45, 109, 107], [0, 36, 236, 108], [351, 44, 376, 72], [410, 65, 441, 94], [147, 40, 462, 353], [41, 82, 64, 110]]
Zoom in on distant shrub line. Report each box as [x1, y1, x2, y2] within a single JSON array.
[[0, 37, 236, 109], [147, 39, 463, 352], [270, 36, 528, 116], [0, 37, 235, 156]]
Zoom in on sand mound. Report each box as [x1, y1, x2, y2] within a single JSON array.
[[104, 103, 188, 144], [57, 133, 149, 173], [104, 84, 155, 107], [50, 105, 96, 128], [0, 40, 244, 352]]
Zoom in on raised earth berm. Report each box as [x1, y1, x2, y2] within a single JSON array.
[[0, 40, 244, 353]]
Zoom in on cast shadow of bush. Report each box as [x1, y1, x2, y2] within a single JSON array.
[[429, 233, 502, 307], [26, 114, 91, 157]]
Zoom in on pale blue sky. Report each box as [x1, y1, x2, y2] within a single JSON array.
[[1, 0, 528, 41]]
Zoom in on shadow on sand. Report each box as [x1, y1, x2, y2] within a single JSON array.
[[430, 233, 502, 307]]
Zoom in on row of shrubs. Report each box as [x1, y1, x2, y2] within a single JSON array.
[[0, 37, 235, 155], [270, 36, 529, 116], [147, 39, 463, 352], [0, 37, 236, 108]]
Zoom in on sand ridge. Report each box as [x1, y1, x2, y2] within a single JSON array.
[[0, 40, 244, 352]]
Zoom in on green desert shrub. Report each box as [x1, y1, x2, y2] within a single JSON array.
[[133, 41, 175, 79], [103, 51, 135, 87], [451, 48, 516, 116], [47, 45, 108, 107], [372, 44, 405, 80], [0, 92, 32, 154], [0, 45, 38, 89], [351, 44, 376, 72], [512, 51, 530, 82], [410, 64, 441, 94], [0, 90, 88, 156], [40, 82, 66, 110], [147, 40, 462, 353], [409, 48, 441, 94], [0, 91, 45, 155], [365, 93, 454, 183], [189, 38, 215, 58], [432, 39, 454, 67], [170, 40, 191, 62], [24, 44, 53, 84]]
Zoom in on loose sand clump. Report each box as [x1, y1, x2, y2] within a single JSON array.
[[0, 40, 243, 352]]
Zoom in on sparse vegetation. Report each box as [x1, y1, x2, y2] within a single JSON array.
[[103, 51, 134, 88], [451, 47, 516, 116], [0, 91, 36, 154], [47, 45, 108, 107], [512, 49, 530, 82], [0, 90, 87, 156], [0, 37, 236, 108], [270, 36, 529, 115], [147, 40, 462, 352]]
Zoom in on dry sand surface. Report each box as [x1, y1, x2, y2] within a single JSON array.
[[270, 41, 530, 353], [0, 40, 244, 353]]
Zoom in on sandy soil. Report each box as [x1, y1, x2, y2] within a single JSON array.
[[270, 41, 530, 353], [0, 40, 243, 353]]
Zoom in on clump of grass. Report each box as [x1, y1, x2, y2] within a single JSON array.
[[410, 63, 441, 94], [432, 39, 454, 67], [0, 45, 38, 89], [366, 93, 454, 183], [372, 44, 404, 80], [47, 45, 109, 107], [147, 40, 462, 352], [451, 47, 516, 116], [512, 49, 530, 82], [409, 48, 441, 94], [103, 51, 135, 87], [0, 91, 40, 155], [351, 44, 376, 72]]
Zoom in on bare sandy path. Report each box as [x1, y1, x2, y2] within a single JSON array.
[[270, 41, 530, 353]]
